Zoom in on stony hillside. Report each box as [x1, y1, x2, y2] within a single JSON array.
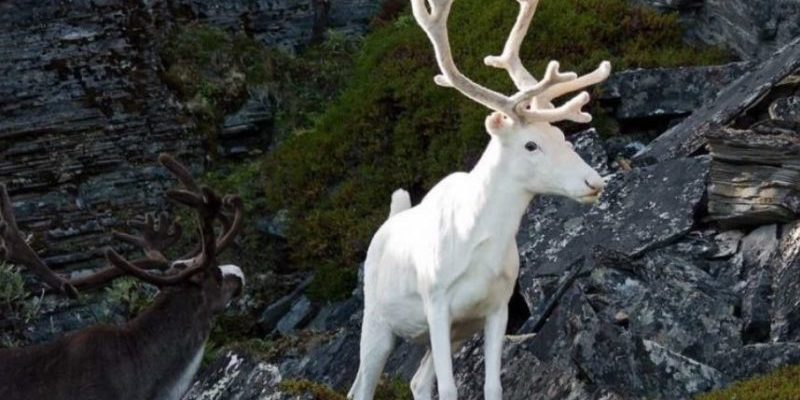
[[2, 1, 800, 399]]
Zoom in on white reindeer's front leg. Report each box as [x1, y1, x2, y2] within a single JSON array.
[[426, 299, 458, 400], [483, 306, 508, 400]]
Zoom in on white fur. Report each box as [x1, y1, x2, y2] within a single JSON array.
[[219, 264, 245, 286], [348, 1, 610, 399], [161, 345, 204, 400], [389, 189, 412, 217]]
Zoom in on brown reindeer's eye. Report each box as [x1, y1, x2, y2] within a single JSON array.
[[525, 141, 539, 152]]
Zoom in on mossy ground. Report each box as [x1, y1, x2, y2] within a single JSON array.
[[261, 0, 732, 301], [696, 365, 800, 400], [281, 376, 411, 400]]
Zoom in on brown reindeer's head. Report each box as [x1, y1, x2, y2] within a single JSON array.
[[0, 153, 245, 312]]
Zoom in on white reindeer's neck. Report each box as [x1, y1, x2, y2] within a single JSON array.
[[466, 138, 534, 239]]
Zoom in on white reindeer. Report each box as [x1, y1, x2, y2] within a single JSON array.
[[348, 0, 611, 399]]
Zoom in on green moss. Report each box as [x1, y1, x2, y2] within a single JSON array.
[[280, 376, 410, 400], [281, 379, 346, 400], [696, 365, 800, 400], [262, 0, 732, 300]]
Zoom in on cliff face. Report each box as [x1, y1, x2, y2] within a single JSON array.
[[0, 0, 376, 280], [0, 0, 378, 345], [0, 0, 202, 277]]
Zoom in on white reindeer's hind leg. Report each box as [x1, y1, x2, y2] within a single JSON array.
[[348, 315, 396, 400], [411, 339, 465, 400], [410, 350, 434, 400]]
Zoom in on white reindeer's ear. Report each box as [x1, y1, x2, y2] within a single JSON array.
[[485, 111, 514, 136]]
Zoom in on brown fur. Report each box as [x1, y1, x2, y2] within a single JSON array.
[[0, 273, 242, 400]]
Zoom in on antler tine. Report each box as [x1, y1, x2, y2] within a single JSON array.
[[534, 61, 612, 108], [484, 0, 576, 91], [216, 195, 244, 252], [0, 184, 79, 298], [105, 248, 204, 286], [411, 0, 520, 121], [158, 153, 200, 193], [114, 211, 182, 267], [412, 0, 609, 125]]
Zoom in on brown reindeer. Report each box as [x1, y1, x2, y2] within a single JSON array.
[[0, 154, 245, 400]]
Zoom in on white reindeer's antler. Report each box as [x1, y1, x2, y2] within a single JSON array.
[[411, 0, 611, 125]]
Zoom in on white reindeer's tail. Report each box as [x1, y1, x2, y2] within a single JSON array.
[[389, 189, 411, 217]]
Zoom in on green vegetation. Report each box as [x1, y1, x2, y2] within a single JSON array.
[[0, 263, 43, 348], [104, 277, 154, 318], [262, 0, 732, 300], [281, 379, 346, 400], [160, 25, 360, 156], [696, 365, 800, 400], [281, 376, 411, 400]]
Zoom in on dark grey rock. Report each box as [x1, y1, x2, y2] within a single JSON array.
[[635, 37, 800, 164], [452, 282, 725, 400], [711, 343, 800, 381], [706, 129, 800, 228], [772, 221, 800, 341], [182, 351, 297, 400], [599, 63, 751, 120], [259, 277, 313, 333], [711, 230, 743, 258], [220, 88, 275, 156], [518, 156, 710, 294], [172, 0, 380, 53], [633, 0, 800, 60], [738, 225, 779, 343], [306, 297, 360, 332], [769, 95, 800, 123], [275, 295, 315, 335]]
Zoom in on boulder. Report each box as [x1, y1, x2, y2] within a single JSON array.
[[706, 129, 800, 228], [772, 221, 800, 342], [634, 37, 800, 164], [599, 63, 751, 120], [182, 351, 296, 400]]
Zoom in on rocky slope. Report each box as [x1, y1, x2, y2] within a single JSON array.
[[184, 37, 800, 400]]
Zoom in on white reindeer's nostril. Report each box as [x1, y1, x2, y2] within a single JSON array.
[[585, 179, 601, 191]]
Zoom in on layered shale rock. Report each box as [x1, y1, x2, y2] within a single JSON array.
[[632, 0, 800, 60]]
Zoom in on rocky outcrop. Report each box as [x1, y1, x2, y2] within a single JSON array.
[[634, 36, 800, 164], [632, 0, 800, 60], [599, 62, 751, 120], [707, 129, 800, 228], [170, 0, 382, 52], [182, 351, 295, 400]]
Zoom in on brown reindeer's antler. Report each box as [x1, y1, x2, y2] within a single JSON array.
[[105, 154, 244, 287], [0, 153, 244, 296], [410, 0, 611, 124], [0, 185, 80, 298]]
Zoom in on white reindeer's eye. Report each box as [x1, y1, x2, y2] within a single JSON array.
[[524, 141, 539, 152]]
